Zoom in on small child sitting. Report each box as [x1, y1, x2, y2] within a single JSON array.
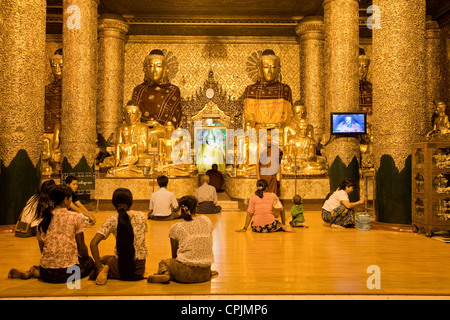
[[290, 195, 308, 228]]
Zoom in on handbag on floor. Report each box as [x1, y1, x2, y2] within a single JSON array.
[[14, 198, 38, 238], [272, 193, 283, 218]]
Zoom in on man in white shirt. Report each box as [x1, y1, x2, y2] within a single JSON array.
[[148, 175, 179, 220]]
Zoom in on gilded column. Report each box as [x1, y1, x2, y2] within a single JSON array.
[[425, 20, 445, 128], [61, 0, 99, 168], [0, 0, 46, 224], [323, 0, 361, 200], [97, 14, 129, 145], [372, 0, 426, 224], [295, 16, 325, 139]]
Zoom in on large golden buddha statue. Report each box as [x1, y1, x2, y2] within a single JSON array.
[[131, 49, 182, 127], [42, 49, 63, 175], [282, 104, 327, 175], [243, 49, 293, 146]]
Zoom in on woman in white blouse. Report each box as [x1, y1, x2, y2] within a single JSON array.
[[147, 195, 218, 284], [322, 178, 365, 228]]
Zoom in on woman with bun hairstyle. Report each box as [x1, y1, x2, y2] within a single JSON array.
[[147, 195, 218, 284], [236, 179, 292, 233]]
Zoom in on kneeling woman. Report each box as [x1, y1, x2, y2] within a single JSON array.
[[321, 178, 365, 228], [147, 196, 218, 284], [8, 185, 94, 283], [90, 188, 148, 285], [236, 179, 292, 233]]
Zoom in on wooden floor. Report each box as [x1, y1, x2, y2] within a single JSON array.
[[2, 197, 450, 300]]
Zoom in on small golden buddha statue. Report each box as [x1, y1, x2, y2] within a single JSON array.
[[243, 49, 293, 146], [360, 122, 374, 169], [116, 101, 151, 166], [160, 127, 197, 176], [359, 51, 372, 115], [427, 101, 450, 138], [158, 121, 176, 165], [131, 49, 182, 127], [236, 121, 257, 176], [282, 104, 327, 175], [107, 126, 144, 176], [42, 49, 63, 175]]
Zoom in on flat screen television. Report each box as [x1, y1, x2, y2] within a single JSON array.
[[331, 112, 367, 135]]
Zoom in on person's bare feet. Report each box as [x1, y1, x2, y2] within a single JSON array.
[[96, 265, 109, 285], [8, 268, 29, 279], [147, 274, 170, 284], [210, 270, 219, 278], [331, 224, 345, 229]]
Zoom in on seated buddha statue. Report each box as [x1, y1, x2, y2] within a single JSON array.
[[243, 49, 293, 147], [116, 101, 151, 166], [107, 126, 144, 176], [427, 101, 450, 138], [157, 127, 197, 176], [42, 49, 63, 175], [282, 104, 327, 175], [100, 101, 151, 172], [131, 49, 182, 127]]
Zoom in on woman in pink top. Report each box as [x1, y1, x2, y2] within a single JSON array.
[[8, 185, 94, 283], [236, 179, 293, 233]]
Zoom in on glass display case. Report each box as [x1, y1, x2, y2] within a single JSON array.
[[412, 142, 450, 237]]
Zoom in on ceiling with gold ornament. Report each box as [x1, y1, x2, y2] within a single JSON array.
[[46, 0, 449, 37]]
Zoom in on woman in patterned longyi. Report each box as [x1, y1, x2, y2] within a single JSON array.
[[8, 185, 94, 283], [147, 195, 218, 284]]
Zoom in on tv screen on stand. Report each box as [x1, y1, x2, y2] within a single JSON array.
[[331, 112, 366, 135]]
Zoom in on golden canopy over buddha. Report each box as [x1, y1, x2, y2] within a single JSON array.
[[282, 104, 327, 175], [243, 49, 293, 146], [131, 49, 182, 127]]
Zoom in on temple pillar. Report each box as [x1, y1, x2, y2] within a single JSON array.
[[295, 16, 325, 139], [97, 14, 129, 146], [0, 0, 46, 224], [425, 19, 445, 127], [61, 0, 99, 169], [372, 0, 427, 224], [323, 0, 361, 201]]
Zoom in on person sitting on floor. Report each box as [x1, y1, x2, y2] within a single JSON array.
[[148, 175, 179, 221], [206, 163, 225, 193], [147, 195, 218, 284], [90, 188, 148, 285], [8, 185, 94, 283], [289, 194, 308, 228], [236, 179, 293, 233], [195, 175, 222, 214], [321, 178, 365, 228], [15, 179, 56, 237], [65, 175, 96, 225]]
